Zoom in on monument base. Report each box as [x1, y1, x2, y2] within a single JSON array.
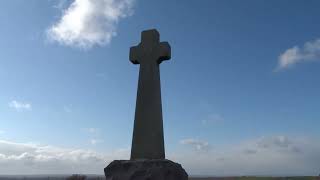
[[104, 159, 188, 180]]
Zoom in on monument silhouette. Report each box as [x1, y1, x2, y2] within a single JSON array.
[[104, 29, 188, 180], [130, 29, 169, 160]]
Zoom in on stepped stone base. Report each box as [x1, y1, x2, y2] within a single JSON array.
[[104, 159, 188, 180]]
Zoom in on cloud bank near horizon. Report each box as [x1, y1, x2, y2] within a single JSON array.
[[176, 135, 320, 176], [0, 140, 128, 174], [47, 0, 135, 49], [0, 135, 319, 176]]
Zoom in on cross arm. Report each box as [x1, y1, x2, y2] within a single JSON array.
[[157, 42, 171, 64], [130, 46, 140, 64]]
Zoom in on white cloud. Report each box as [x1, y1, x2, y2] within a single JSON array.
[[277, 39, 320, 70], [89, 139, 103, 145], [0, 140, 129, 174], [180, 138, 210, 152], [175, 135, 320, 176], [53, 0, 69, 10], [8, 100, 32, 111], [257, 135, 292, 149], [1, 135, 320, 175], [47, 0, 135, 49], [83, 128, 103, 145]]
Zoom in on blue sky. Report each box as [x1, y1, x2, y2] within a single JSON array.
[[1, 0, 320, 176]]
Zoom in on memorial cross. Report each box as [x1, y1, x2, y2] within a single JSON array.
[[129, 29, 171, 160]]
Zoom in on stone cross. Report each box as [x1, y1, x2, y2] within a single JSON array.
[[104, 30, 187, 180], [129, 29, 171, 160]]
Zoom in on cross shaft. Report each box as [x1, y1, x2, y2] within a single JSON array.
[[129, 29, 171, 160]]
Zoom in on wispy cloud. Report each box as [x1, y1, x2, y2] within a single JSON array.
[[257, 135, 292, 149], [1, 135, 320, 175], [83, 128, 103, 145], [8, 100, 32, 111], [89, 139, 103, 145], [84, 128, 99, 135], [47, 0, 135, 49], [276, 39, 320, 70], [52, 0, 69, 10], [0, 140, 128, 174], [175, 135, 320, 176], [201, 113, 224, 125], [180, 138, 210, 152]]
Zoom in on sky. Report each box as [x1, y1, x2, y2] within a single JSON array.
[[1, 0, 320, 176]]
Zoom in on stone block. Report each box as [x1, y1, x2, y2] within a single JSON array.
[[104, 159, 188, 180]]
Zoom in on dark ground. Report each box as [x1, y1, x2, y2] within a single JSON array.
[[1, 176, 320, 180]]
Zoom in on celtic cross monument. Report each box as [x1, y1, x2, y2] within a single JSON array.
[[104, 29, 188, 180], [129, 29, 169, 160]]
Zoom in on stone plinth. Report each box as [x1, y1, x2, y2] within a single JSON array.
[[104, 159, 188, 180]]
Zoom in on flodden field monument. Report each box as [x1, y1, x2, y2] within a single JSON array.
[[104, 29, 188, 180]]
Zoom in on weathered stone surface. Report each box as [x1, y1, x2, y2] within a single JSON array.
[[104, 29, 188, 180], [104, 159, 188, 180], [129, 29, 170, 160]]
